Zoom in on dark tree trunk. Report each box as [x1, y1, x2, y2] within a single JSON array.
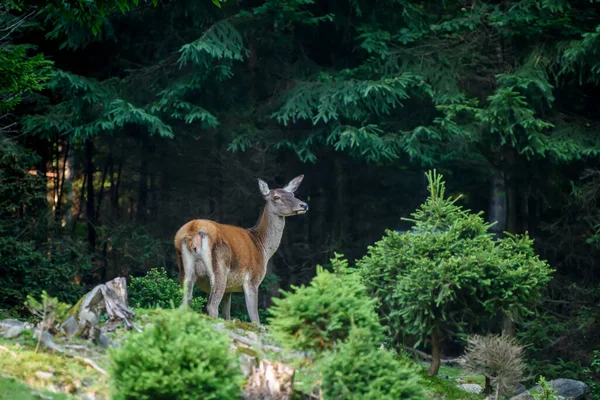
[[428, 330, 442, 376], [137, 138, 150, 221], [86, 139, 96, 253], [489, 169, 507, 238]]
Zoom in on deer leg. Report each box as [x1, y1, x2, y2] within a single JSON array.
[[206, 259, 227, 319], [222, 292, 232, 320], [180, 239, 197, 307], [243, 283, 260, 324]]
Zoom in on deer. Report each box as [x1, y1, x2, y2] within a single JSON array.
[[174, 175, 308, 324]]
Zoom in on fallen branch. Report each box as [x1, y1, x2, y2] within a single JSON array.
[[73, 356, 107, 376], [0, 345, 17, 358], [401, 345, 463, 366]]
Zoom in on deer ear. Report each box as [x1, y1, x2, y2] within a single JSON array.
[[258, 178, 270, 197], [283, 175, 304, 193]]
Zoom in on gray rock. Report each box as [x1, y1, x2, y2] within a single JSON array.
[[96, 333, 113, 349], [34, 371, 54, 380], [551, 379, 592, 400], [0, 319, 24, 329], [457, 383, 483, 394], [511, 379, 592, 400], [3, 325, 25, 339], [60, 315, 80, 337], [33, 329, 64, 353], [238, 353, 257, 377]]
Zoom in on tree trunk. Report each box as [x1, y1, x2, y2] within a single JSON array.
[[63, 142, 75, 227], [489, 169, 507, 238], [137, 139, 149, 221], [428, 330, 442, 376], [503, 309, 517, 337], [86, 139, 96, 253]]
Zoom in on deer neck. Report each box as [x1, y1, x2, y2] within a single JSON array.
[[250, 207, 285, 261]]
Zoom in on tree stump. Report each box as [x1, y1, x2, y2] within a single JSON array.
[[244, 360, 295, 400]]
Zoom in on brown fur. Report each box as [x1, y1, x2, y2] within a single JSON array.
[[174, 219, 266, 292], [174, 175, 308, 323]]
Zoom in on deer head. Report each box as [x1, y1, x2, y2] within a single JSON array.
[[258, 175, 308, 217]]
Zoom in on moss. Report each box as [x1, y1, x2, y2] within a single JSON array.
[[235, 345, 259, 359], [68, 295, 85, 319], [0, 376, 73, 400], [0, 340, 109, 399], [223, 319, 262, 334]]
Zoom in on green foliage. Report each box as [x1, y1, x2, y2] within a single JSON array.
[[358, 171, 553, 348], [109, 308, 243, 400], [532, 376, 560, 400], [0, 236, 90, 308], [0, 45, 53, 114], [25, 290, 71, 332], [268, 254, 382, 353], [129, 267, 206, 312], [317, 328, 425, 400]]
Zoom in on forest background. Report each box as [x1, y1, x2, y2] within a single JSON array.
[[2, 0, 600, 384]]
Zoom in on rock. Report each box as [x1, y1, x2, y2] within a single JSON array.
[[33, 329, 64, 353], [3, 325, 25, 339], [511, 379, 593, 400], [96, 333, 113, 349], [239, 353, 257, 378], [0, 319, 24, 330], [61, 315, 79, 338], [457, 383, 483, 394], [511, 390, 534, 400], [34, 371, 54, 380]]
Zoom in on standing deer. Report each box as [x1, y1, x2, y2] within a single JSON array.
[[174, 175, 308, 323]]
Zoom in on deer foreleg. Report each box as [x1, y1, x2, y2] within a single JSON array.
[[243, 282, 260, 324]]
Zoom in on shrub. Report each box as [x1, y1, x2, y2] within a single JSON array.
[[128, 267, 207, 312], [318, 328, 425, 400], [0, 236, 89, 308], [357, 170, 553, 375], [268, 254, 382, 353], [109, 308, 243, 400], [463, 334, 529, 397]]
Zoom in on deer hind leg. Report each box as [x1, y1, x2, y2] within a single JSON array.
[[206, 247, 229, 319], [180, 239, 197, 307], [243, 281, 260, 324], [222, 292, 232, 320]]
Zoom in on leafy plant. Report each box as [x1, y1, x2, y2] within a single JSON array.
[[317, 328, 424, 400], [268, 254, 382, 354], [532, 377, 559, 400], [25, 290, 71, 334], [128, 267, 206, 312], [109, 308, 243, 400]]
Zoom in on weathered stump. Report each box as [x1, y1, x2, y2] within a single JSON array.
[[244, 359, 295, 400]]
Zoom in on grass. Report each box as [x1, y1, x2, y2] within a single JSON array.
[[0, 376, 73, 400]]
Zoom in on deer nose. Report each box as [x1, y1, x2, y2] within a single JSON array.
[[300, 202, 309, 211]]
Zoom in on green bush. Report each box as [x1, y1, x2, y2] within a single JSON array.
[[318, 328, 425, 400], [357, 171, 553, 375], [109, 308, 243, 400], [0, 236, 89, 308], [128, 267, 207, 312], [268, 254, 382, 353]]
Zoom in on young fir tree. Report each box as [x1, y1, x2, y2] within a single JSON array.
[[358, 170, 553, 376]]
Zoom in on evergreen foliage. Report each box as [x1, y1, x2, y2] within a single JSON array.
[[317, 328, 425, 400], [268, 254, 382, 353], [109, 308, 243, 400], [128, 267, 206, 312], [358, 171, 553, 375]]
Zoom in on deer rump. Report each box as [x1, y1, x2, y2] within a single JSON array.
[[174, 219, 266, 294]]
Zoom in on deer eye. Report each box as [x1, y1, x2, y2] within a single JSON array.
[[273, 195, 281, 201]]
